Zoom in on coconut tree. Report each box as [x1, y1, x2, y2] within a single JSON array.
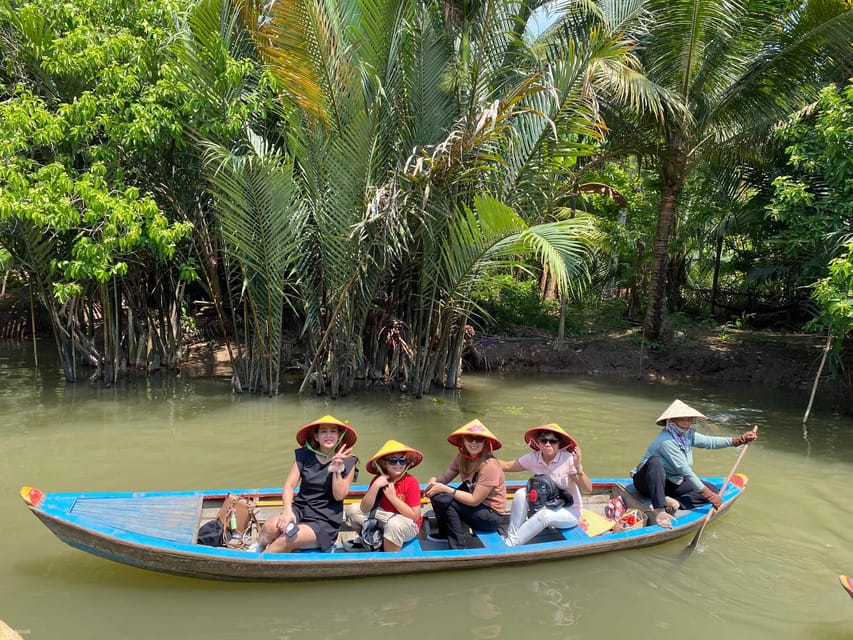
[[611, 0, 853, 340]]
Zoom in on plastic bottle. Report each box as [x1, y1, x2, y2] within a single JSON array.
[[229, 508, 238, 531]]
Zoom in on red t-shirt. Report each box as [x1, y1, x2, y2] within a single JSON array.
[[371, 473, 423, 527]]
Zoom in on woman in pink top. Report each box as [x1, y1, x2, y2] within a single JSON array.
[[500, 423, 591, 547], [424, 420, 507, 549]]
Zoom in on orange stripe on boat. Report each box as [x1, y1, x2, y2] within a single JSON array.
[[730, 473, 748, 488]]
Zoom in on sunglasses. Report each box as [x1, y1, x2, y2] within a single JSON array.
[[538, 436, 560, 445], [384, 457, 409, 465], [464, 436, 486, 443]]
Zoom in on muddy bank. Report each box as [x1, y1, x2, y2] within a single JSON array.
[[469, 327, 850, 412], [2, 291, 848, 411], [470, 328, 823, 387]]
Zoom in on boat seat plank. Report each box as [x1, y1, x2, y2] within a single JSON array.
[[71, 495, 201, 543]]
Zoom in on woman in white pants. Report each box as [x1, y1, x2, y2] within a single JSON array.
[[500, 423, 591, 547]]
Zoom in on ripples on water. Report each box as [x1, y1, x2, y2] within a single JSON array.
[[0, 341, 851, 639]]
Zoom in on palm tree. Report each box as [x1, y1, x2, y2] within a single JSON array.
[[616, 0, 853, 340], [177, 0, 669, 395]]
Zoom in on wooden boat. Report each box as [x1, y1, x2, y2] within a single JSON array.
[[841, 575, 853, 599], [20, 475, 748, 582]]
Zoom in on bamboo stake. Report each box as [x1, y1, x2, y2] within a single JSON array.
[[803, 331, 832, 426]]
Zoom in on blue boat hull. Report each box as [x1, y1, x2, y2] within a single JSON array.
[[22, 476, 747, 581]]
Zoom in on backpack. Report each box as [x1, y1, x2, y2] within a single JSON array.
[[526, 474, 573, 517], [196, 494, 257, 548]]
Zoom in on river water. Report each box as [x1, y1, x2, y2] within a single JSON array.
[[1, 340, 851, 639]]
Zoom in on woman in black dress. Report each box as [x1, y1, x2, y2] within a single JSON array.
[[259, 415, 358, 552]]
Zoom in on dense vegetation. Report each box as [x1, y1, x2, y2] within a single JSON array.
[[0, 0, 851, 396]]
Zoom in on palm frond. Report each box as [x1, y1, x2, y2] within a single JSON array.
[[174, 0, 257, 119], [259, 0, 358, 131], [202, 132, 304, 391]]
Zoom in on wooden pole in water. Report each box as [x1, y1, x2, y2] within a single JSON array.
[[803, 331, 832, 426]]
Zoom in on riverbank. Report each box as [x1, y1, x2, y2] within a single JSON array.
[[2, 291, 848, 411], [179, 324, 849, 412], [472, 326, 823, 387], [467, 326, 849, 414]]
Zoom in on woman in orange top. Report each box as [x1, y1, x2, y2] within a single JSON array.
[[424, 420, 506, 549]]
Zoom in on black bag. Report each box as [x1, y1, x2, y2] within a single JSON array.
[[196, 519, 225, 547], [526, 474, 574, 517], [357, 515, 384, 552], [346, 494, 384, 552]]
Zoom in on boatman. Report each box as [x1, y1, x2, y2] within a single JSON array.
[[630, 399, 757, 528]]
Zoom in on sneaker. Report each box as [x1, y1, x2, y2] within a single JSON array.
[[665, 497, 680, 514], [246, 542, 259, 553], [426, 534, 448, 543]]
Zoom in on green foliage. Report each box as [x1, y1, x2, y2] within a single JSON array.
[[471, 275, 560, 333], [810, 242, 853, 340], [0, 0, 199, 379], [767, 81, 853, 281]]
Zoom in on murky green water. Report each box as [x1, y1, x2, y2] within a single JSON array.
[[1, 340, 852, 639]]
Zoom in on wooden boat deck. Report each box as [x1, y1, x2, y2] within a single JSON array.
[[72, 494, 202, 544]]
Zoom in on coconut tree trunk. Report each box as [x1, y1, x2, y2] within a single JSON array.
[[643, 149, 686, 341]]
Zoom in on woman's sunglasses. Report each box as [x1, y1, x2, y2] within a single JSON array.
[[384, 457, 409, 465], [464, 436, 485, 443], [538, 436, 560, 445]]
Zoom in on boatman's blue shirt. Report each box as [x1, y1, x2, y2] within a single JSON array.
[[635, 430, 733, 492]]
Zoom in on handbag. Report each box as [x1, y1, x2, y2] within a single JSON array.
[[358, 512, 384, 552], [216, 494, 258, 549]]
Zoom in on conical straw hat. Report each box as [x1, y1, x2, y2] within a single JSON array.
[[446, 419, 502, 451], [655, 399, 706, 426], [523, 423, 578, 452], [295, 415, 358, 449], [366, 439, 424, 475]]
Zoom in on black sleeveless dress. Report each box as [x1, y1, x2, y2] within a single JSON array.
[[293, 448, 358, 550]]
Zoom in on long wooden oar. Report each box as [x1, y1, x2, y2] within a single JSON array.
[[685, 425, 758, 552]]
